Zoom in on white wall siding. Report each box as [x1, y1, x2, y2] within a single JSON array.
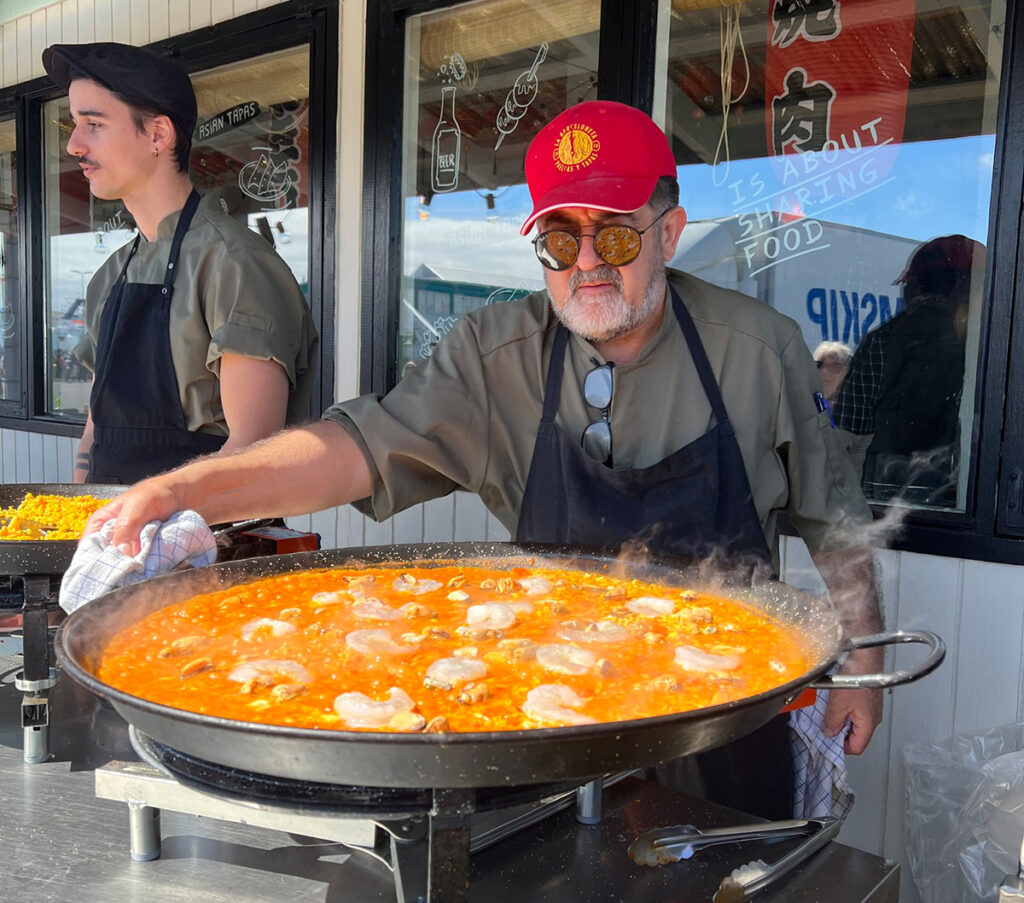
[[0, 0, 291, 88], [0, 428, 77, 482], [779, 535, 1024, 903]]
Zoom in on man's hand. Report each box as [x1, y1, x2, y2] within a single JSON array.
[[83, 477, 185, 556], [812, 545, 886, 754], [822, 647, 884, 754]]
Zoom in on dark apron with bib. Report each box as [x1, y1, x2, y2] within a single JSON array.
[[87, 190, 226, 485], [516, 286, 793, 819]]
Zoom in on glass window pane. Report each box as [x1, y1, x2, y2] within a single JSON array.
[[190, 45, 311, 297], [42, 97, 128, 416], [41, 44, 311, 418], [399, 0, 600, 376], [656, 0, 1003, 511], [0, 118, 21, 410]]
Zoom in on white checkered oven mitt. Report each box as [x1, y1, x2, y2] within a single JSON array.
[[790, 687, 855, 819], [59, 510, 217, 614]]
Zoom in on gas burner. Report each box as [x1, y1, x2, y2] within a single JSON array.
[[131, 727, 584, 816], [125, 727, 615, 903]]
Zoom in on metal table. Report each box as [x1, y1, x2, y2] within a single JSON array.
[[0, 653, 899, 903]]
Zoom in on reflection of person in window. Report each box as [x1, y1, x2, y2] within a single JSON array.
[[41, 42, 318, 484], [832, 235, 986, 505], [812, 340, 851, 403]]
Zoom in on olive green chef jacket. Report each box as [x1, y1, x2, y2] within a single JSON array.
[[75, 190, 318, 436], [325, 268, 870, 564]]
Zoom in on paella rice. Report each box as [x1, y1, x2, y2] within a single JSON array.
[[97, 563, 811, 732], [0, 492, 107, 540]]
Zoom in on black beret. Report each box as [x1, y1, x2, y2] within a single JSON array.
[[42, 42, 197, 138]]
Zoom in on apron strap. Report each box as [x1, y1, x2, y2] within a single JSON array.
[[161, 189, 202, 298], [541, 325, 570, 425], [670, 285, 732, 428], [113, 235, 142, 290]]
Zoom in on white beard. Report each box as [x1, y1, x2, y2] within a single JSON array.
[[549, 265, 667, 344]]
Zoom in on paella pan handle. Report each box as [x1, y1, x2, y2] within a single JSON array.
[[810, 629, 946, 690]]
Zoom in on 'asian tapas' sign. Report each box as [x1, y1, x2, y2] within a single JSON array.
[[195, 102, 261, 142]]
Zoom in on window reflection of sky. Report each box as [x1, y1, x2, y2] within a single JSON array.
[[404, 133, 996, 274], [675, 134, 994, 245]]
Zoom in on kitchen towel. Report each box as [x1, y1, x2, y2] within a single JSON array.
[[790, 688, 855, 819], [59, 510, 217, 613]]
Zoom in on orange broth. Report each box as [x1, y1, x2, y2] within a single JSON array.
[[97, 564, 810, 732]]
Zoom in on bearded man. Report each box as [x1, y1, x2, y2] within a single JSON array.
[[89, 100, 883, 819]]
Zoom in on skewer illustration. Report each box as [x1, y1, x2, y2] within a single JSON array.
[[495, 43, 548, 150]]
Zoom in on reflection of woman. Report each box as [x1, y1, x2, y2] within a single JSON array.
[[812, 341, 852, 402]]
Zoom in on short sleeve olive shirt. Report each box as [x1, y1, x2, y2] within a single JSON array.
[[76, 190, 318, 435], [324, 269, 868, 559]]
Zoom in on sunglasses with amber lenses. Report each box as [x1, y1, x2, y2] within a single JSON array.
[[532, 208, 672, 271]]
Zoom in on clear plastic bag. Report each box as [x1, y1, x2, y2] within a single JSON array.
[[905, 724, 1024, 903]]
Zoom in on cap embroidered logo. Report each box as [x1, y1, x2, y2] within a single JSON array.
[[554, 124, 601, 172]]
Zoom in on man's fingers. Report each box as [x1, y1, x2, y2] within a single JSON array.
[[823, 687, 883, 754], [105, 481, 183, 555], [822, 692, 849, 738], [82, 499, 122, 537], [845, 718, 874, 755]]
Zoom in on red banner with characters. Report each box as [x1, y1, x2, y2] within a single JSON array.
[[765, 0, 915, 199]]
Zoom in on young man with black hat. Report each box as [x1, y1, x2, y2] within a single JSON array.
[[42, 42, 318, 485], [89, 100, 883, 819]]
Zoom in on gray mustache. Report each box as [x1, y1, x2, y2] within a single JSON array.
[[568, 266, 623, 293]]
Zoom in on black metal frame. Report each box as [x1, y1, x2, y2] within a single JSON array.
[[0, 0, 339, 435], [360, 0, 1024, 566], [0, 93, 25, 420], [361, 0, 661, 392]]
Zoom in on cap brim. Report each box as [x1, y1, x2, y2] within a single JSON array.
[[43, 45, 116, 94], [42, 47, 77, 90], [520, 175, 659, 235]]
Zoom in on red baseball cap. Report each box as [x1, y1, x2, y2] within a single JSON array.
[[520, 101, 678, 236]]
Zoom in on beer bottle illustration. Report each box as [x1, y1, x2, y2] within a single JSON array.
[[431, 85, 462, 193]]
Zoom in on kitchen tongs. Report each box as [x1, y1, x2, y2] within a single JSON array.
[[629, 815, 841, 901]]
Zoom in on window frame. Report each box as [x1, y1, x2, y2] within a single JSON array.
[[361, 0, 1024, 566], [0, 93, 26, 419], [361, 0, 662, 392], [0, 0, 339, 438]]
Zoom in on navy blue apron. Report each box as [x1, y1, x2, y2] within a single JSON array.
[[515, 285, 792, 819], [87, 190, 225, 485]]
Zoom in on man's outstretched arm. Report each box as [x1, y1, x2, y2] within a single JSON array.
[[89, 420, 372, 556]]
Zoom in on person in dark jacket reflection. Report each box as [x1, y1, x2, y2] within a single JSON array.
[[833, 234, 986, 505]]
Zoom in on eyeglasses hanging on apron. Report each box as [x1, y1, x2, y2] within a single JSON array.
[[516, 285, 772, 568]]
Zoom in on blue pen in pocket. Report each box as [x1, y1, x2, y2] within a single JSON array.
[[814, 392, 836, 429]]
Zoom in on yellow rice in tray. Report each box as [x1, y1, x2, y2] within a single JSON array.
[[0, 492, 106, 540]]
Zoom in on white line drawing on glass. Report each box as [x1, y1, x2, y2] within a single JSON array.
[[239, 146, 295, 203], [441, 52, 467, 83], [431, 85, 462, 193], [0, 303, 15, 341], [486, 284, 531, 305], [495, 43, 548, 150]]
